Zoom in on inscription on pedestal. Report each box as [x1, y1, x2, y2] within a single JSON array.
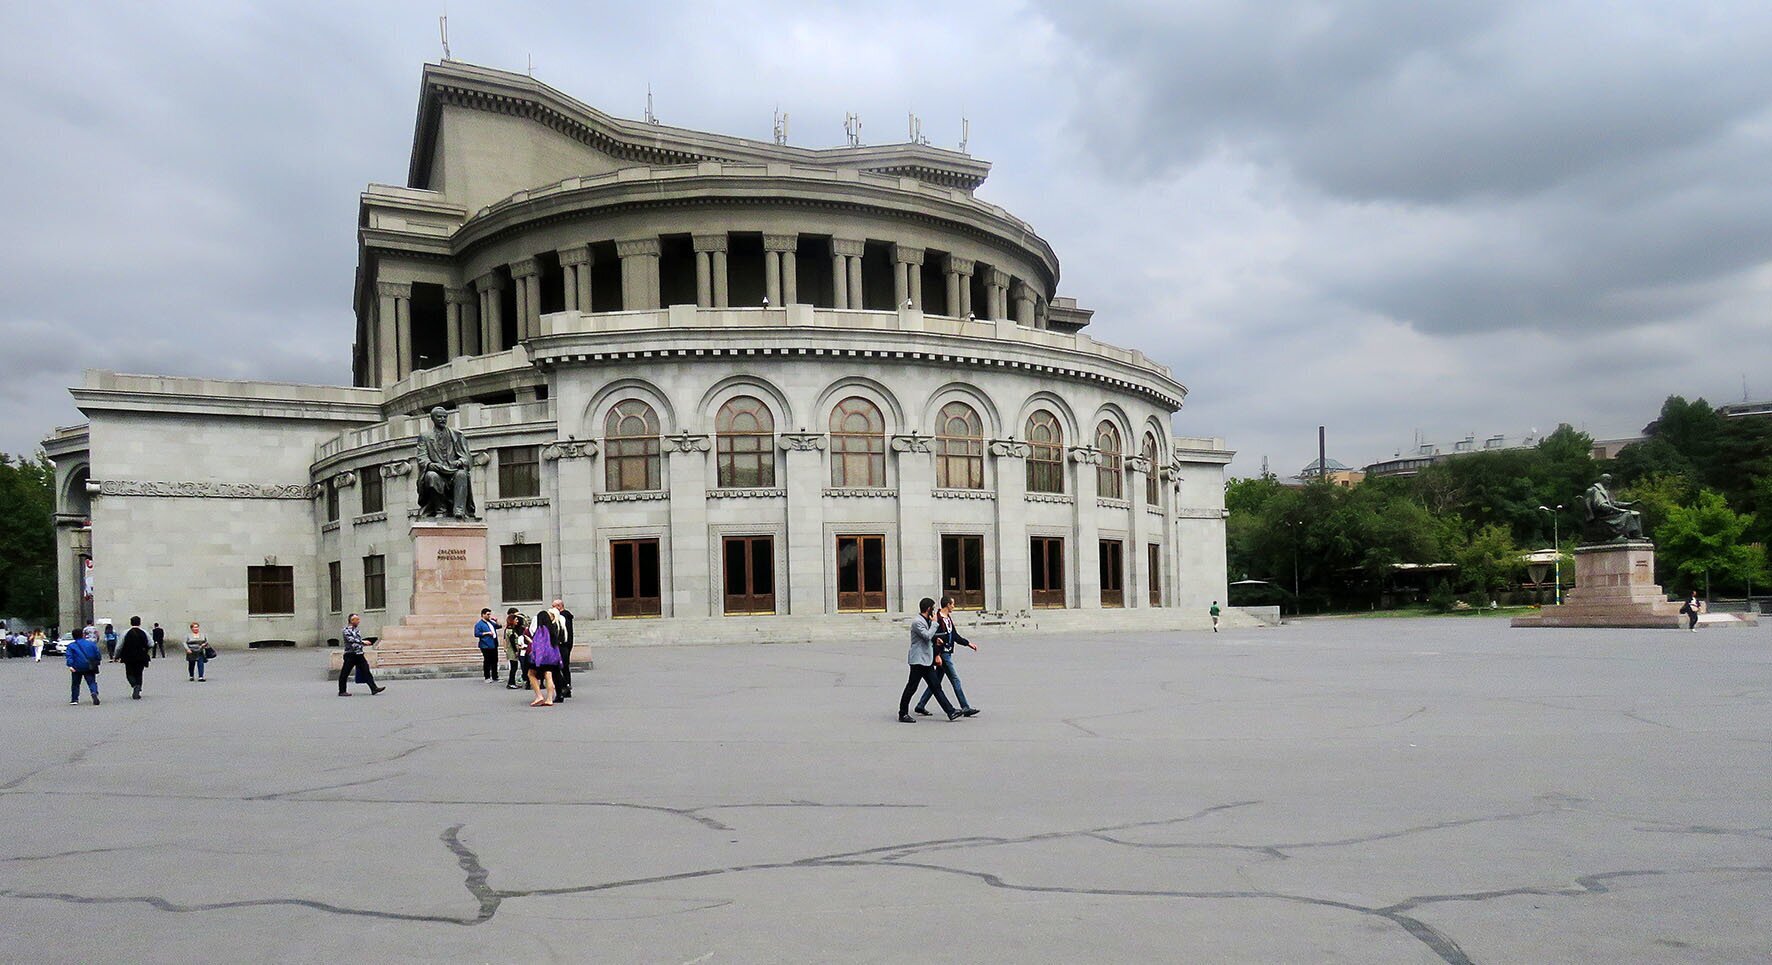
[[437, 548, 467, 562]]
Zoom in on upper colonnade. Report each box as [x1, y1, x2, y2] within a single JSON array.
[[353, 62, 1090, 389]]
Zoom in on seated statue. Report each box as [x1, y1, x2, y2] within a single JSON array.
[[415, 406, 476, 519], [1581, 473, 1643, 542]]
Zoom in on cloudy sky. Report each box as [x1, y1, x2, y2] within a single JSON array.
[[4, 1, 1770, 476]]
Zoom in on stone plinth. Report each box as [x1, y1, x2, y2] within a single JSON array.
[[330, 522, 492, 677], [1513, 541, 1687, 628]]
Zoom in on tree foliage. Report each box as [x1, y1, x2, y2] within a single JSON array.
[[1653, 490, 1768, 594], [0, 452, 56, 621]]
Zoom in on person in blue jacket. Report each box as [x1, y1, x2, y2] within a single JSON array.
[[66, 631, 103, 705], [474, 608, 500, 681]]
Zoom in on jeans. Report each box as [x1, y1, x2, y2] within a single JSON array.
[[916, 650, 969, 711], [507, 658, 522, 686], [71, 669, 98, 702], [900, 664, 955, 717], [480, 648, 499, 679], [187, 654, 207, 679]]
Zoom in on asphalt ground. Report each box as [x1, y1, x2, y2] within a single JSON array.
[[2, 617, 1769, 964]]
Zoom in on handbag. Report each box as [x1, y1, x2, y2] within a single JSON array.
[[202, 645, 218, 660]]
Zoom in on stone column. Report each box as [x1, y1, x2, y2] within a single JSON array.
[[1073, 447, 1100, 609], [1161, 460, 1181, 607], [444, 287, 472, 359], [558, 245, 592, 313], [892, 434, 936, 614], [665, 434, 711, 616], [831, 249, 849, 309], [376, 281, 410, 385], [545, 441, 600, 634], [834, 239, 865, 310], [780, 432, 827, 614], [616, 238, 662, 310], [893, 245, 924, 310], [946, 256, 974, 318], [990, 440, 1031, 611], [987, 268, 1010, 322], [764, 234, 796, 308], [511, 258, 541, 341], [692, 234, 725, 308], [1126, 459, 1148, 607], [781, 248, 798, 305], [476, 273, 505, 353], [1011, 279, 1035, 327]]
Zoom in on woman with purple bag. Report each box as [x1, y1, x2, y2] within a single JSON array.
[[526, 609, 562, 707]]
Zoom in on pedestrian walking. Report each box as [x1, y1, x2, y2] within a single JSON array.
[[1681, 591, 1701, 632], [184, 622, 210, 681], [102, 622, 118, 660], [337, 614, 385, 696], [151, 622, 166, 658], [916, 596, 980, 717], [899, 597, 961, 723], [550, 598, 576, 700], [116, 616, 153, 700], [31, 629, 45, 662], [504, 609, 529, 689], [526, 609, 561, 707], [474, 608, 500, 680], [1210, 600, 1221, 632], [66, 628, 102, 706]]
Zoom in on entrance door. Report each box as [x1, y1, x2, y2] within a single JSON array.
[[610, 539, 662, 618], [1099, 539, 1125, 608], [836, 535, 887, 612], [1147, 544, 1162, 607], [723, 536, 776, 615], [941, 534, 986, 610], [1030, 536, 1065, 608]]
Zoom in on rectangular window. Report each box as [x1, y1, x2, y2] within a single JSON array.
[[1147, 544, 1161, 607], [1099, 539, 1125, 608], [498, 445, 541, 499], [360, 467, 385, 514], [501, 543, 543, 602], [610, 539, 663, 617], [324, 479, 340, 522], [606, 439, 662, 492], [1031, 537, 1065, 608], [836, 535, 887, 612], [363, 554, 386, 611], [940, 534, 986, 610], [1027, 448, 1065, 494], [722, 536, 776, 615], [247, 565, 295, 615], [328, 561, 343, 613], [717, 434, 776, 488]]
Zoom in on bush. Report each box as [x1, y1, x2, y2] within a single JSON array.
[[1428, 580, 1457, 613]]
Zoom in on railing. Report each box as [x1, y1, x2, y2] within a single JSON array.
[[315, 398, 555, 462]]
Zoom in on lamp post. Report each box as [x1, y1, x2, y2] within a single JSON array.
[[1287, 520, 1302, 614], [1538, 504, 1562, 606]]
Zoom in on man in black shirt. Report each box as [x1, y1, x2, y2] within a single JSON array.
[[551, 599, 575, 700]]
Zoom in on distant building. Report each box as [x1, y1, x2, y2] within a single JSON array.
[[1293, 458, 1364, 488], [1365, 433, 1536, 478], [1719, 399, 1772, 420], [1589, 436, 1644, 461]]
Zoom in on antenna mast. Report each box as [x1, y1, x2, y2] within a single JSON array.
[[959, 115, 969, 153], [773, 106, 789, 146], [645, 85, 659, 125], [844, 113, 862, 147], [438, 12, 451, 60]]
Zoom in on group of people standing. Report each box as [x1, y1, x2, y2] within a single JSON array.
[[477, 600, 576, 707], [64, 617, 214, 704], [898, 596, 983, 723]]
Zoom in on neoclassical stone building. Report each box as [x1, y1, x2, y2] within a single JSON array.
[[46, 61, 1232, 648]]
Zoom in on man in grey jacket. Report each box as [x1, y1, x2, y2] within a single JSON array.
[[898, 597, 961, 723]]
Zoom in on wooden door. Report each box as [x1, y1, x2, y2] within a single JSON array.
[[941, 534, 986, 610], [1030, 536, 1065, 608], [1148, 543, 1162, 607], [611, 539, 662, 618], [1099, 539, 1124, 608], [723, 536, 776, 615], [836, 535, 887, 612]]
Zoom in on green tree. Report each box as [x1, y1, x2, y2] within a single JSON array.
[[1653, 490, 1768, 595], [1452, 523, 1520, 600], [0, 452, 56, 621]]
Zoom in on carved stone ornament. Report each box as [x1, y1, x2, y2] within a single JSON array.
[[334, 470, 357, 488], [382, 461, 413, 478], [778, 432, 826, 451], [946, 255, 975, 276], [823, 487, 897, 498], [988, 438, 1031, 459], [708, 487, 787, 499], [762, 234, 799, 252], [557, 245, 593, 266], [509, 257, 540, 279], [891, 431, 933, 454], [664, 431, 711, 453], [375, 280, 412, 299], [1126, 456, 1153, 474], [470, 451, 492, 468], [97, 480, 318, 500], [541, 439, 599, 461], [1069, 447, 1104, 466]]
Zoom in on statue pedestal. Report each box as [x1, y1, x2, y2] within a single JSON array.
[[1512, 541, 1685, 628], [330, 522, 491, 677]]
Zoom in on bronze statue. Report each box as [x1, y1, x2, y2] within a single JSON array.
[[415, 406, 476, 519], [1581, 473, 1642, 542]]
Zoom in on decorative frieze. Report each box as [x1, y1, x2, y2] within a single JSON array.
[[320, 520, 340, 533], [946, 255, 975, 276], [509, 257, 540, 279], [934, 488, 996, 500], [375, 281, 412, 299], [1025, 493, 1074, 505], [617, 238, 662, 257], [762, 234, 798, 252], [96, 480, 319, 500], [831, 238, 866, 258], [353, 512, 388, 525], [824, 487, 897, 498], [443, 287, 474, 305], [595, 490, 669, 503], [1097, 497, 1131, 510], [541, 439, 599, 460], [708, 487, 787, 499], [894, 245, 925, 266], [778, 432, 826, 451], [557, 245, 593, 266], [691, 234, 728, 253], [486, 497, 550, 510]]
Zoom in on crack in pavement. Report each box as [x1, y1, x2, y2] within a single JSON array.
[[0, 738, 109, 792]]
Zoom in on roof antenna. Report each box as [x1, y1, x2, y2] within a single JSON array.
[[645, 85, 659, 125], [773, 106, 789, 146], [438, 8, 451, 61], [958, 115, 969, 153], [526, 53, 534, 76], [844, 112, 862, 147]]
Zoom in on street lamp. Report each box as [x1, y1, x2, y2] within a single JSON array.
[[1538, 504, 1562, 606], [1286, 520, 1302, 614]]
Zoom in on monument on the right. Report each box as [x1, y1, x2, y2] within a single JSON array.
[[1513, 474, 1756, 629]]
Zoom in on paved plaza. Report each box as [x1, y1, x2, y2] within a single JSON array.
[[3, 617, 1769, 963]]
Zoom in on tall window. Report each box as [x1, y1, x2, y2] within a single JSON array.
[[830, 396, 885, 488], [328, 561, 342, 613], [1142, 433, 1161, 505], [499, 445, 541, 498], [935, 401, 984, 489], [1026, 411, 1064, 494], [363, 554, 386, 610], [605, 400, 662, 491], [324, 479, 340, 522], [247, 565, 294, 615], [1096, 421, 1124, 499], [501, 543, 543, 602], [717, 396, 776, 487], [360, 467, 385, 515]]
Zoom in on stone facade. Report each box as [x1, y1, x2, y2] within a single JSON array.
[[45, 61, 1234, 648]]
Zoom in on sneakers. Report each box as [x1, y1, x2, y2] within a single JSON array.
[[70, 698, 79, 705], [91, 697, 100, 705], [914, 707, 931, 715], [961, 708, 980, 717], [947, 710, 963, 721], [897, 713, 917, 723], [338, 692, 351, 697]]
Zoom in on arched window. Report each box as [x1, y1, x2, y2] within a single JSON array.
[[830, 396, 886, 488], [1096, 421, 1123, 499], [935, 401, 984, 489], [1142, 433, 1161, 505], [717, 395, 776, 488], [1026, 410, 1064, 494], [604, 400, 661, 491]]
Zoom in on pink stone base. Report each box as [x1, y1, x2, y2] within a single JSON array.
[[330, 522, 493, 674], [1512, 541, 1686, 628]]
